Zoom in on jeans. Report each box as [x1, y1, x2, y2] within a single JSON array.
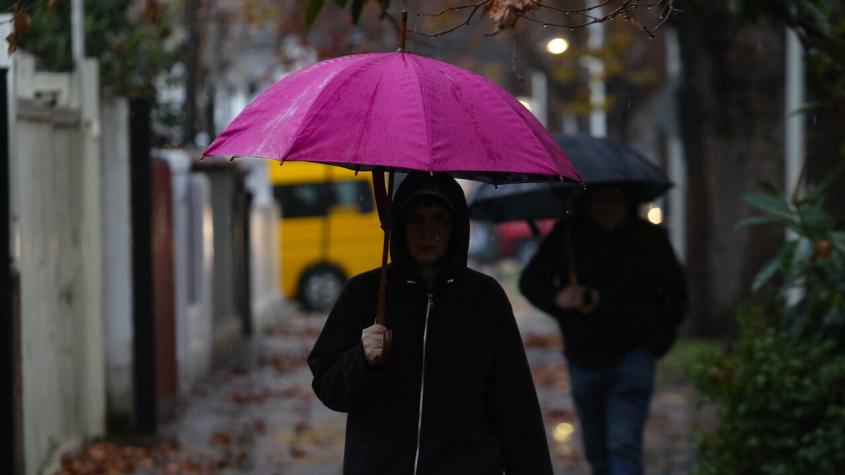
[[567, 349, 655, 475]]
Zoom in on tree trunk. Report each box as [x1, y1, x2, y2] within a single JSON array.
[[675, 4, 786, 337]]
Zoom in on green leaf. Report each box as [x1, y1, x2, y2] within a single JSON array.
[[797, 204, 835, 232], [737, 215, 792, 229], [829, 231, 845, 253], [752, 255, 783, 292], [786, 238, 814, 281], [306, 0, 325, 26], [744, 191, 799, 226], [752, 240, 800, 292], [351, 0, 366, 23]]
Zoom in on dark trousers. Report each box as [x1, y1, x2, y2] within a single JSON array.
[[567, 349, 655, 475]]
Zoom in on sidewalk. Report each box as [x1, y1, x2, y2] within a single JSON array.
[[57, 267, 709, 475]]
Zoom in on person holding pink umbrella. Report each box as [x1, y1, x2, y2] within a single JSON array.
[[204, 13, 579, 473], [308, 172, 553, 475]]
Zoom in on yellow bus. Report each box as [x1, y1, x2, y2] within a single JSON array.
[[269, 161, 384, 311]]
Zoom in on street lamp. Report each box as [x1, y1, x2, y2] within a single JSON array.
[[546, 37, 570, 55]]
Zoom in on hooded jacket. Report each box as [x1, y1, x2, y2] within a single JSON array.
[[308, 173, 553, 475], [519, 212, 689, 368]]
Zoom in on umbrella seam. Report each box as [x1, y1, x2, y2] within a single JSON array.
[[408, 55, 434, 171], [437, 67, 498, 173], [349, 62, 390, 172]]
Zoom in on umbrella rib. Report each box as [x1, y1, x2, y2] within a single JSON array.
[[408, 55, 435, 171], [438, 67, 497, 172], [349, 65, 390, 172]]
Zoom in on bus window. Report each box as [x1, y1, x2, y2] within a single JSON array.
[[273, 183, 330, 218], [332, 181, 374, 213]]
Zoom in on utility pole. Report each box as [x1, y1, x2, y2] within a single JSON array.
[[184, 0, 199, 146], [531, 71, 548, 127], [784, 28, 805, 214], [665, 28, 687, 263], [784, 27, 806, 307], [584, 5, 607, 137], [71, 0, 85, 67]]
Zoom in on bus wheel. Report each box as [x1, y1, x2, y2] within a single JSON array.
[[299, 264, 346, 312]]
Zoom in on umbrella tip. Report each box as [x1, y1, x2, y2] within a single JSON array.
[[398, 11, 408, 52]]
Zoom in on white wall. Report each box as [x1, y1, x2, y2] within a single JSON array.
[[13, 52, 105, 475], [100, 96, 134, 425], [249, 201, 283, 332], [206, 172, 242, 363], [185, 173, 215, 388]]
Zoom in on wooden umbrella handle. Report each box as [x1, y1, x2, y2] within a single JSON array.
[[373, 226, 394, 364], [372, 171, 395, 365]]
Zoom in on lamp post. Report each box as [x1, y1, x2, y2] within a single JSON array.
[[537, 36, 571, 131], [531, 71, 548, 127], [71, 0, 85, 67], [583, 6, 607, 137]]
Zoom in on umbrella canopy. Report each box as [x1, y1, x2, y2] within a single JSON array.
[[204, 52, 580, 184], [468, 133, 672, 222]]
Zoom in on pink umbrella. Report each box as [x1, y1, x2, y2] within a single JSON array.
[[203, 13, 580, 362], [204, 55, 579, 185]]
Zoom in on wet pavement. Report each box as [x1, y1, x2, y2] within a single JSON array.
[[57, 264, 711, 475]]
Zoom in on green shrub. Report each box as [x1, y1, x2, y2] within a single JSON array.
[[689, 170, 845, 474], [689, 309, 845, 475]]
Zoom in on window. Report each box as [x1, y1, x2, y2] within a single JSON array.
[[274, 180, 373, 218], [274, 183, 329, 218], [333, 181, 374, 213]]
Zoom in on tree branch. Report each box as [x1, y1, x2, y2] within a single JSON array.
[[418, 0, 491, 38], [412, 0, 678, 38]]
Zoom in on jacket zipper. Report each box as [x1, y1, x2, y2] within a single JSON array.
[[413, 291, 434, 475]]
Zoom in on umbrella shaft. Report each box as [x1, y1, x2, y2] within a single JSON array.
[[376, 228, 390, 325]]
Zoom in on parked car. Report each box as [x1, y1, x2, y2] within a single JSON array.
[[496, 219, 556, 264], [469, 219, 556, 265], [269, 162, 383, 311]]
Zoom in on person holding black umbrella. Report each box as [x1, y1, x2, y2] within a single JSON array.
[[519, 184, 689, 475]]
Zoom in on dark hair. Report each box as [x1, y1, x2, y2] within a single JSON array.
[[405, 193, 453, 214]]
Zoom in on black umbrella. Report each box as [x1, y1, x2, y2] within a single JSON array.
[[468, 133, 672, 222]]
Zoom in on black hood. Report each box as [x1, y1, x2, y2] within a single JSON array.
[[390, 172, 469, 282]]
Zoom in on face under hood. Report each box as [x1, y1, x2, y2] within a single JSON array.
[[390, 172, 470, 282]]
